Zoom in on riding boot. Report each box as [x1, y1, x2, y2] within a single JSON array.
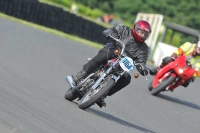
[[72, 70, 87, 85], [96, 97, 106, 108]]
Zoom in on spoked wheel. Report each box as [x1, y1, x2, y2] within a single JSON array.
[[151, 76, 175, 96], [78, 75, 115, 110], [65, 87, 78, 101]]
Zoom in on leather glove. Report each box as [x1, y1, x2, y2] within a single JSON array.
[[135, 64, 148, 76], [140, 69, 148, 76]]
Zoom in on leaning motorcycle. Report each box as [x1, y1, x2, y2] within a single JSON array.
[[65, 35, 144, 110], [148, 48, 200, 96]]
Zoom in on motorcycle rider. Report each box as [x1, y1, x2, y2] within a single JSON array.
[[151, 41, 200, 87], [71, 20, 151, 107]]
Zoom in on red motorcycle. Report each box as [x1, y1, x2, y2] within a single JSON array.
[[148, 48, 200, 96]]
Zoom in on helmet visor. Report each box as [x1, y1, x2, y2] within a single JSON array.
[[135, 27, 150, 40]]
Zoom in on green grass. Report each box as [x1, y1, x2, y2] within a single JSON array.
[[0, 13, 103, 49]]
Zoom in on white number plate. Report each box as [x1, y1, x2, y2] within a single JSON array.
[[119, 57, 134, 72]]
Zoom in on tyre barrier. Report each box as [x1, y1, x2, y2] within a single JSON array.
[[0, 0, 107, 44]]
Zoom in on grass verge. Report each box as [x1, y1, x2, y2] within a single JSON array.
[[0, 13, 103, 49]]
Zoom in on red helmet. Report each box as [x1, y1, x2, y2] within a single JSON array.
[[132, 20, 151, 42]]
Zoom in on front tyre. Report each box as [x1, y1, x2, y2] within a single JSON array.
[[151, 76, 175, 96], [78, 76, 115, 110], [65, 87, 78, 101]]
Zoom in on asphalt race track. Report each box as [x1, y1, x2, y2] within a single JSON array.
[[0, 17, 200, 133]]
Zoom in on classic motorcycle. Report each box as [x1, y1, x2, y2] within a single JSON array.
[[65, 35, 146, 110], [148, 48, 200, 96]]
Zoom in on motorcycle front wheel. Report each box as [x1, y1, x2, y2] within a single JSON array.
[[78, 75, 115, 110], [151, 76, 175, 96]]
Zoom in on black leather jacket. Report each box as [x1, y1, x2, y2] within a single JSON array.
[[103, 25, 149, 68]]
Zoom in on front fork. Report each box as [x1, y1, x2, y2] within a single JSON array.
[[91, 66, 113, 89], [91, 66, 124, 90]]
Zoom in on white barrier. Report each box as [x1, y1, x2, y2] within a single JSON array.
[[153, 42, 177, 66]]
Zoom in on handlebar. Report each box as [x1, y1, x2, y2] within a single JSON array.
[[108, 35, 126, 54], [109, 35, 155, 77]]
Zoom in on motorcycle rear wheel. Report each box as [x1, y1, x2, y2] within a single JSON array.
[[151, 76, 175, 96], [78, 75, 115, 110]]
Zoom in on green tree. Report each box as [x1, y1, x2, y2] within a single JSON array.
[[73, 0, 200, 30]]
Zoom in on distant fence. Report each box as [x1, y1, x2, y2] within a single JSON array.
[[0, 0, 107, 44]]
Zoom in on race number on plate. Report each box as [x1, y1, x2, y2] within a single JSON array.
[[119, 57, 134, 72]]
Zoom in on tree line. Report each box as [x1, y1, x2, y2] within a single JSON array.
[[74, 0, 200, 31]]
